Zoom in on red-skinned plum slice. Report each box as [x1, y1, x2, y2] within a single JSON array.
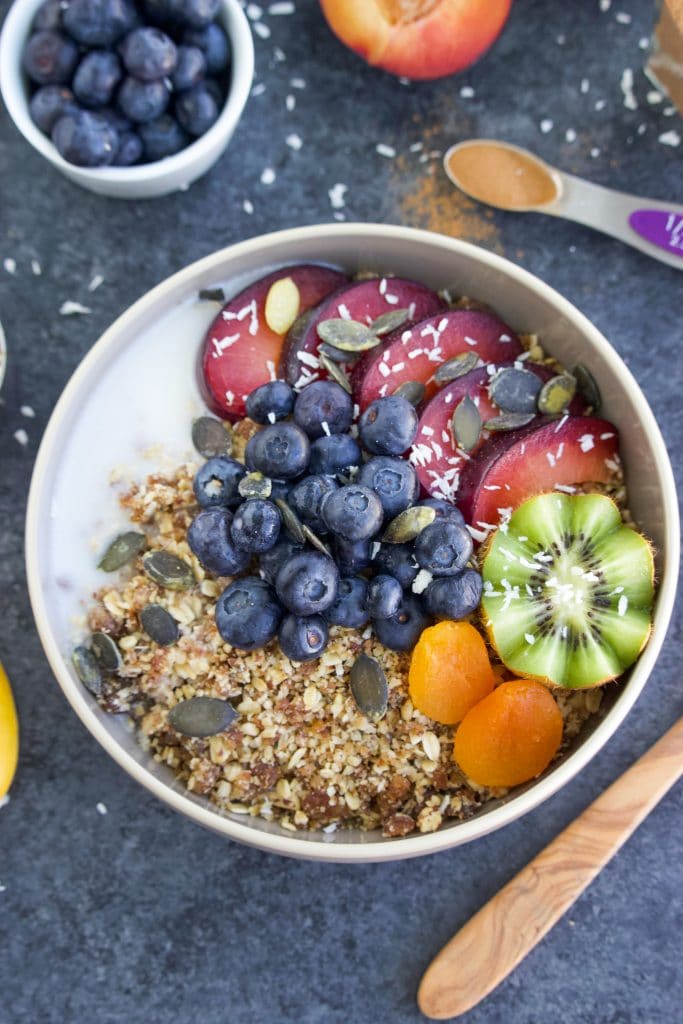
[[279, 276, 444, 388], [352, 309, 522, 411], [200, 263, 349, 421], [458, 415, 620, 537]]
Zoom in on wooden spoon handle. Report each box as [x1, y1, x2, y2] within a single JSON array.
[[418, 717, 683, 1020]]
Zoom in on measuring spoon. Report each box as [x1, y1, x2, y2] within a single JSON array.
[[443, 139, 683, 270]]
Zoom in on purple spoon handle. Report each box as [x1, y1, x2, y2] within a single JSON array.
[[629, 210, 683, 259]]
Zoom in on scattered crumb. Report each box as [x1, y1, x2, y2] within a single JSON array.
[[398, 77, 411, 86], [540, 119, 554, 133], [638, 36, 649, 50], [659, 130, 681, 147], [556, 33, 566, 45], [647, 90, 663, 105], [328, 182, 347, 210], [31, 259, 42, 276], [615, 11, 631, 25], [590, 147, 601, 158], [253, 21, 271, 39], [243, 198, 254, 215], [290, 77, 306, 89], [285, 93, 295, 111], [246, 3, 262, 18], [96, 802, 108, 815], [599, 0, 611, 10], [88, 273, 104, 292], [3, 258, 16, 275], [0, 795, 9, 811], [251, 82, 266, 96], [20, 405, 35, 418], [260, 166, 276, 185], [376, 143, 396, 158], [269, 1, 294, 13], [565, 129, 577, 143], [459, 86, 475, 99], [0, 883, 5, 893], [594, 99, 607, 111], [14, 429, 28, 446], [272, 46, 285, 62], [620, 68, 637, 110], [59, 300, 92, 315], [285, 133, 302, 150]]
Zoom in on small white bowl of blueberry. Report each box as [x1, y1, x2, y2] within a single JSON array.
[[0, 0, 254, 198]]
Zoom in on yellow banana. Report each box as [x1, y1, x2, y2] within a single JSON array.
[[0, 660, 18, 798]]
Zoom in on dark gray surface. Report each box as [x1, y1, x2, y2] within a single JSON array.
[[1, 1, 681, 1022]]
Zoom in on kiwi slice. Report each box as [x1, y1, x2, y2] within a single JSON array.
[[481, 492, 654, 689]]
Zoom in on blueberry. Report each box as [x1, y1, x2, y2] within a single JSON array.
[[275, 551, 339, 616], [372, 542, 419, 590], [138, 114, 188, 159], [98, 106, 132, 133], [33, 0, 64, 32], [308, 434, 361, 478], [169, 44, 206, 91], [23, 31, 78, 85], [177, 0, 220, 29], [268, 478, 293, 503], [215, 577, 283, 651], [230, 499, 281, 553], [293, 380, 353, 440], [323, 576, 369, 628], [63, 0, 136, 46], [112, 129, 143, 164], [358, 396, 418, 456], [118, 76, 170, 122], [414, 520, 473, 576], [423, 570, 483, 620], [322, 484, 383, 542], [51, 111, 119, 166], [121, 27, 178, 81], [419, 498, 466, 529], [193, 456, 245, 509], [373, 594, 432, 652], [366, 574, 402, 620], [333, 537, 372, 575], [183, 23, 230, 74], [288, 474, 338, 534], [278, 614, 328, 662], [245, 380, 295, 425], [245, 423, 310, 480], [258, 537, 303, 585], [175, 83, 219, 136], [187, 508, 251, 576], [73, 51, 123, 108], [358, 456, 419, 518], [29, 85, 77, 133]]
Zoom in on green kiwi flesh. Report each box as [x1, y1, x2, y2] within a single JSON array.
[[481, 492, 654, 689]]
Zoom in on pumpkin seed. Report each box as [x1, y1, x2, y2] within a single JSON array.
[[317, 319, 381, 353], [192, 416, 233, 458], [197, 287, 226, 303], [370, 307, 411, 336], [142, 551, 195, 590], [569, 363, 601, 411], [98, 531, 146, 572], [238, 471, 272, 500], [90, 632, 122, 672], [451, 395, 481, 452], [319, 342, 357, 365], [275, 498, 306, 545], [393, 380, 425, 406], [537, 373, 577, 415], [484, 411, 536, 431], [382, 505, 436, 543], [489, 367, 542, 413], [434, 351, 479, 384], [168, 696, 237, 737], [319, 351, 352, 393], [72, 645, 103, 696], [140, 604, 179, 646], [301, 523, 333, 558], [349, 653, 388, 721]]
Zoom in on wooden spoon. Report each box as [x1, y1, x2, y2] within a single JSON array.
[[418, 717, 683, 1020]]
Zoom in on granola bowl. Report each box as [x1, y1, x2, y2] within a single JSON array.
[[25, 224, 679, 862]]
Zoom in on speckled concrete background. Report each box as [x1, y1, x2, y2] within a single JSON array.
[[0, 1, 681, 1022]]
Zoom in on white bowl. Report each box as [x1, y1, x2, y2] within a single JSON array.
[[0, 0, 254, 198], [25, 224, 680, 862]]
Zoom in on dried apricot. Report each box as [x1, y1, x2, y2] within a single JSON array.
[[408, 621, 496, 725], [453, 679, 563, 787]]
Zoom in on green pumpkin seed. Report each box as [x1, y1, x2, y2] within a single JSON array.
[[140, 604, 179, 647], [98, 531, 146, 572], [349, 653, 388, 721], [370, 308, 411, 336], [537, 373, 577, 415], [382, 505, 436, 544], [569, 363, 601, 411], [434, 351, 479, 384], [275, 498, 306, 545], [142, 551, 195, 590], [484, 411, 536, 431], [319, 342, 357, 365], [197, 287, 226, 303], [301, 523, 333, 558], [168, 696, 237, 737], [393, 380, 425, 406], [319, 352, 352, 394], [451, 395, 481, 452], [238, 471, 272, 500], [72, 645, 103, 696], [192, 416, 233, 458], [489, 367, 542, 413], [317, 319, 381, 353], [90, 632, 122, 672]]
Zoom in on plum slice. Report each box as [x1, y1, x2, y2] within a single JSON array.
[[279, 276, 444, 388], [200, 263, 349, 421], [351, 309, 522, 411], [457, 415, 620, 535]]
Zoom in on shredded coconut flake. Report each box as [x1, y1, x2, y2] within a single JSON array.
[[59, 300, 91, 315]]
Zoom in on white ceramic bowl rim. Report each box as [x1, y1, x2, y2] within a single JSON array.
[[0, 0, 254, 184], [25, 224, 680, 862]]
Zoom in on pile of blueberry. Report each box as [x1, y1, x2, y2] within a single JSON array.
[[22, 0, 231, 167], [188, 379, 483, 662]]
